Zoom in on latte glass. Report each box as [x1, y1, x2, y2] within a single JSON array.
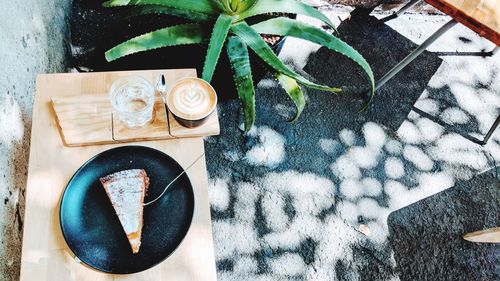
[[109, 76, 155, 128]]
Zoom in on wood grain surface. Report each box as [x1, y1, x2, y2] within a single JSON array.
[[51, 69, 220, 146], [425, 0, 499, 45], [20, 69, 217, 281], [168, 111, 221, 138], [112, 97, 171, 142], [52, 95, 113, 146], [463, 227, 500, 243]]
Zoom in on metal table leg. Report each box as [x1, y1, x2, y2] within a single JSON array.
[[374, 19, 458, 91], [492, 46, 499, 55]]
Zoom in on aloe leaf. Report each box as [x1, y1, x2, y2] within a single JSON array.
[[276, 73, 305, 122], [103, 0, 219, 15], [202, 14, 235, 82], [211, 0, 224, 11], [237, 0, 259, 12], [238, 0, 336, 30], [252, 17, 374, 109], [227, 36, 256, 132], [231, 22, 341, 92], [105, 24, 206, 62], [125, 5, 213, 22], [230, 0, 239, 12]]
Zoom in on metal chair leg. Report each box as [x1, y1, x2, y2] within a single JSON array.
[[412, 106, 500, 146], [367, 8, 498, 145], [374, 19, 457, 91], [381, 0, 422, 22], [481, 115, 500, 145]]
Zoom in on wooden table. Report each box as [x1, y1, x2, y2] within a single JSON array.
[[19, 69, 217, 281], [464, 227, 500, 243], [425, 0, 499, 45]]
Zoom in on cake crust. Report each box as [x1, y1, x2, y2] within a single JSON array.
[[100, 169, 149, 254]]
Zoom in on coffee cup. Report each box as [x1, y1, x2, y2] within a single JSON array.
[[166, 77, 218, 128]]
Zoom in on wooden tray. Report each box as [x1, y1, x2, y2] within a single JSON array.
[[51, 69, 220, 146], [20, 69, 217, 281]]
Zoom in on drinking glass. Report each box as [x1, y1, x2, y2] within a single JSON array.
[[109, 76, 155, 128]]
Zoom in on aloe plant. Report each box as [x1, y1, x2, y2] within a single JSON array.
[[103, 0, 374, 132]]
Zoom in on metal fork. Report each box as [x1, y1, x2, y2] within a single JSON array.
[[143, 153, 205, 207]]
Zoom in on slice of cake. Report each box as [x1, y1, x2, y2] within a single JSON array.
[[100, 169, 149, 254]]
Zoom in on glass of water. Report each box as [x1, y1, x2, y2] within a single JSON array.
[[109, 76, 155, 128]]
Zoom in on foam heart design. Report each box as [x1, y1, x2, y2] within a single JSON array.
[[186, 89, 198, 102], [167, 78, 217, 121]]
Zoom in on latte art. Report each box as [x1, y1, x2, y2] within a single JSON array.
[[172, 83, 211, 117], [167, 78, 217, 121]]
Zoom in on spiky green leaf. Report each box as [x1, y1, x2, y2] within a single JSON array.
[[103, 0, 219, 15], [252, 17, 374, 109], [236, 0, 259, 12], [124, 5, 213, 22], [276, 73, 305, 122], [105, 24, 206, 62], [231, 22, 341, 92], [202, 14, 235, 82], [214, 0, 258, 14], [230, 0, 239, 12], [238, 0, 336, 30], [227, 36, 256, 132], [212, 0, 225, 11]]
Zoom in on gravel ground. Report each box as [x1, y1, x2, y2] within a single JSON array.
[[1, 1, 499, 281], [204, 4, 500, 281]]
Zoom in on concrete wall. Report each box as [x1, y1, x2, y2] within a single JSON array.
[[0, 1, 71, 280]]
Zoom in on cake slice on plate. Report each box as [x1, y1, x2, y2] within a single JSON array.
[[100, 169, 149, 254]]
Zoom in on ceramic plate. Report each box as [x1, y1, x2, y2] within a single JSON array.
[[59, 146, 194, 274]]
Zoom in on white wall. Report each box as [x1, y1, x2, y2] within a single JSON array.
[[0, 1, 71, 280]]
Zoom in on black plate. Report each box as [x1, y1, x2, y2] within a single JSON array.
[[60, 146, 194, 274]]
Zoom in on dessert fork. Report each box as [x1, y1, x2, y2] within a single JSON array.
[[143, 153, 205, 206]]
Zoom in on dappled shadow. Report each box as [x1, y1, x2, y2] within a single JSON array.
[[304, 8, 443, 131], [66, 2, 500, 280], [205, 15, 499, 276], [388, 169, 500, 281], [206, 69, 499, 280], [414, 65, 500, 143]]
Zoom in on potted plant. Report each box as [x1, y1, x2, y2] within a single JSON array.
[[103, 0, 374, 131]]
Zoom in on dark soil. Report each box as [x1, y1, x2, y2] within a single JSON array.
[[70, 0, 285, 101]]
